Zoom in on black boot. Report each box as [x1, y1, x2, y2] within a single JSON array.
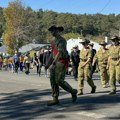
[[47, 97, 59, 106], [71, 89, 77, 102], [91, 86, 96, 93], [109, 90, 116, 95]]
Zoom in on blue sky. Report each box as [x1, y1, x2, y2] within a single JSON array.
[[0, 0, 120, 15]]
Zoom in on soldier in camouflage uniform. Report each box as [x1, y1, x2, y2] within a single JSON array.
[[107, 36, 120, 95], [77, 39, 96, 95], [45, 26, 77, 106], [92, 41, 109, 88]]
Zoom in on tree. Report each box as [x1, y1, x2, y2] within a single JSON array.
[[0, 7, 5, 38], [3, 0, 38, 54]]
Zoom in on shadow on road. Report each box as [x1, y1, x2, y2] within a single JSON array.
[[0, 89, 120, 120]]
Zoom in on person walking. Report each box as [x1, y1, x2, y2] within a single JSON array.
[[45, 25, 77, 106], [23, 52, 31, 75], [70, 45, 80, 80], [19, 54, 24, 72], [92, 41, 109, 88], [13, 53, 19, 73], [107, 36, 120, 95], [77, 39, 96, 95], [89, 43, 96, 74], [38, 48, 44, 76], [43, 47, 51, 77], [33, 52, 39, 74]]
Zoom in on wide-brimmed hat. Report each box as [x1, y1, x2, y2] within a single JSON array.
[[79, 39, 90, 44], [48, 25, 64, 32], [110, 36, 120, 41], [99, 41, 107, 45]]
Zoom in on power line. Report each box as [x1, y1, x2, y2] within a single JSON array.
[[99, 0, 112, 13]]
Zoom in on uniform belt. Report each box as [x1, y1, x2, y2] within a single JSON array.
[[80, 59, 87, 62], [111, 58, 119, 61]]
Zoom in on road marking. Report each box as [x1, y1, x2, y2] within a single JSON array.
[[76, 111, 106, 119]]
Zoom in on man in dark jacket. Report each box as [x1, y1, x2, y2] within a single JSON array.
[[43, 48, 51, 77], [89, 43, 96, 74], [70, 45, 80, 80]]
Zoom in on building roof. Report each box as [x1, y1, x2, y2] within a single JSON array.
[[0, 45, 6, 53], [19, 43, 50, 53]]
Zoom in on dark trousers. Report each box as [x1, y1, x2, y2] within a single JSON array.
[[72, 63, 79, 79], [92, 64, 96, 75], [15, 62, 19, 73], [36, 65, 39, 73], [25, 63, 30, 74], [20, 62, 23, 71]]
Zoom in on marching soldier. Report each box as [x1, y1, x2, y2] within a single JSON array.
[[107, 36, 120, 95], [92, 41, 109, 88], [45, 25, 77, 106], [77, 39, 96, 95]]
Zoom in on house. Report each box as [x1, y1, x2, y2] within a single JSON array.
[[19, 43, 51, 53]]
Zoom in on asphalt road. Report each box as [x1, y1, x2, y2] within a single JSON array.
[[0, 69, 120, 120]]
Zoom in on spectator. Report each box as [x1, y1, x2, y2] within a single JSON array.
[[43, 47, 51, 77], [23, 52, 31, 75], [70, 45, 80, 80]]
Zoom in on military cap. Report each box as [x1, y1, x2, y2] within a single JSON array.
[[26, 51, 30, 55], [73, 46, 77, 49], [79, 39, 90, 44], [110, 36, 120, 41], [99, 41, 107, 45], [48, 25, 64, 32], [73, 45, 78, 49]]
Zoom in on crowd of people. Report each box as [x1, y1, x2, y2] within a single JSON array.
[[44, 25, 120, 106], [0, 25, 120, 106], [0, 47, 52, 77], [69, 36, 120, 96]]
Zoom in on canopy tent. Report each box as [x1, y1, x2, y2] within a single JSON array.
[[67, 38, 101, 54]]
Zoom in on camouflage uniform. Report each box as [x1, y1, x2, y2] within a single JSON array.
[[49, 35, 77, 105], [94, 49, 109, 87], [78, 47, 96, 94], [108, 45, 120, 92]]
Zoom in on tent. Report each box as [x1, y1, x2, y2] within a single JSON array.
[[67, 38, 101, 54]]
